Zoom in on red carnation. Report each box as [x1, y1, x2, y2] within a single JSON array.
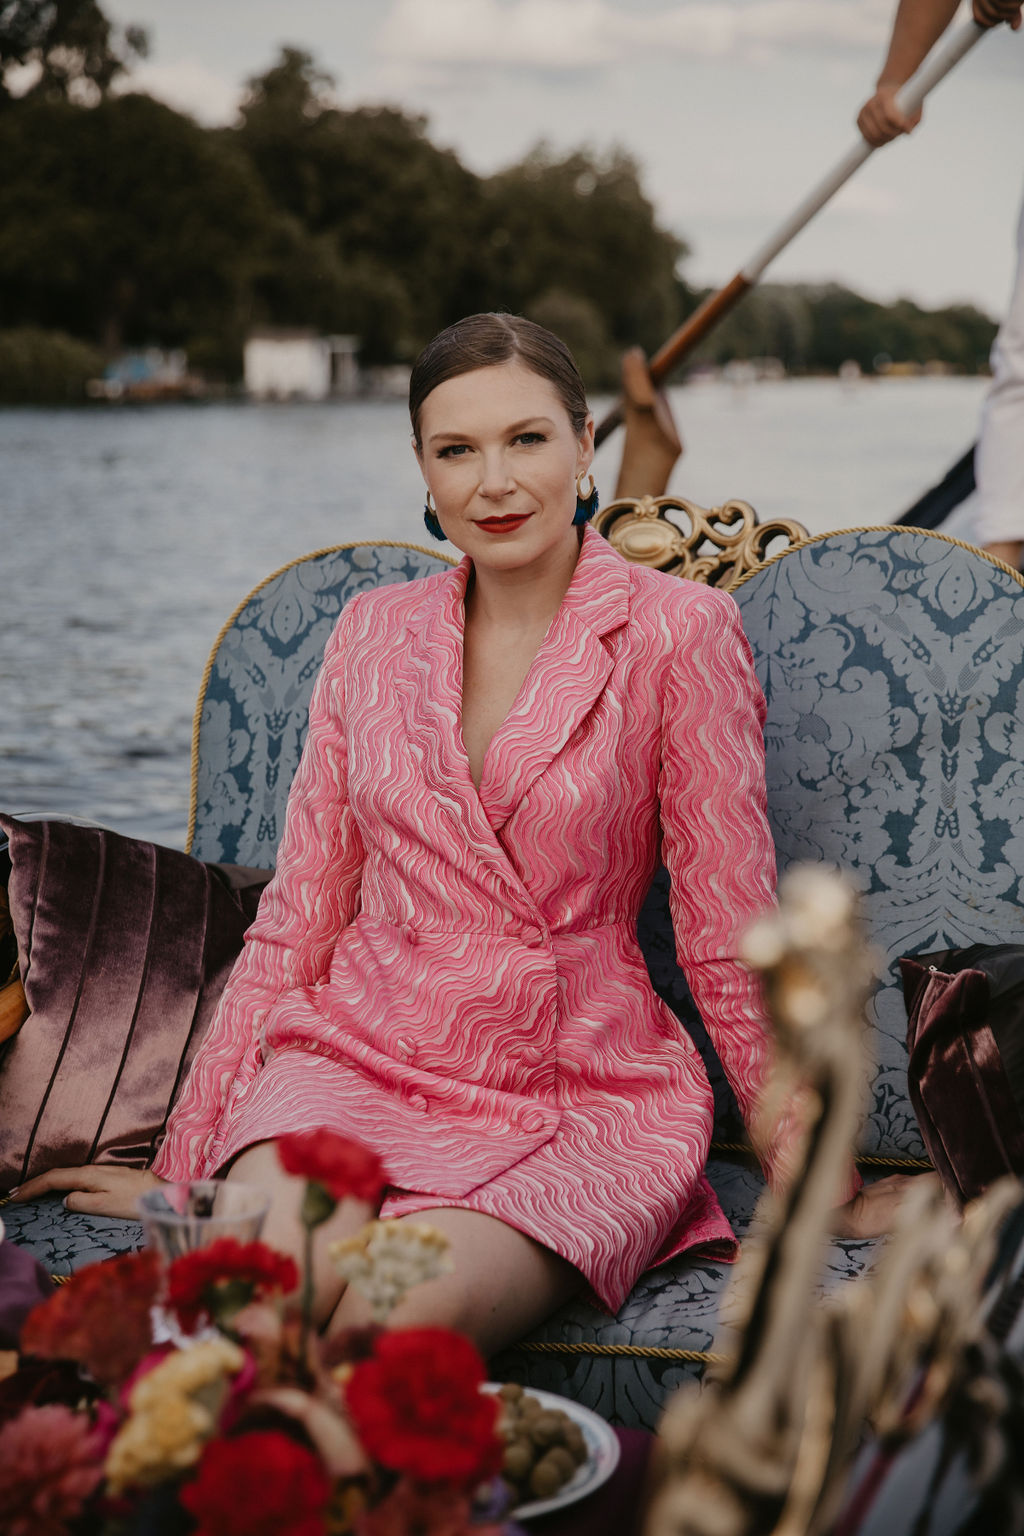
[[179, 1430, 332, 1536], [166, 1238, 299, 1333], [345, 1329, 501, 1486], [20, 1251, 162, 1387], [277, 1130, 386, 1206]]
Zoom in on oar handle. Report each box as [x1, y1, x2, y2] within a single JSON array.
[[594, 18, 987, 449]]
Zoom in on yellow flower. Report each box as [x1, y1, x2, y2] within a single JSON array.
[[106, 1394, 211, 1493], [105, 1338, 246, 1494], [130, 1338, 245, 1410]]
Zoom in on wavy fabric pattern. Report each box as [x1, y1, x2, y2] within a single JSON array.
[[155, 528, 778, 1311]]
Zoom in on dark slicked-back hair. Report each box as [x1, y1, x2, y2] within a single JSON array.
[[409, 313, 589, 447]]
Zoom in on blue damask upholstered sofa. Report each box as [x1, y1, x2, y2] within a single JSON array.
[[5, 527, 1024, 1431]]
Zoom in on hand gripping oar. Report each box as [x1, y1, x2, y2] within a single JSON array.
[[594, 18, 987, 448]]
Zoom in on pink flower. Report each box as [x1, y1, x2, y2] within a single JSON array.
[[0, 1403, 104, 1536]]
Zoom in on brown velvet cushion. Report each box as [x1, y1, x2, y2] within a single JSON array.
[[901, 944, 1024, 1208], [0, 814, 272, 1190]]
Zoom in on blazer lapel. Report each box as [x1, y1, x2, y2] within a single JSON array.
[[397, 557, 475, 811], [479, 527, 631, 831], [395, 559, 535, 905]]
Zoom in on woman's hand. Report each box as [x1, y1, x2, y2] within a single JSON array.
[[10, 1165, 163, 1220], [830, 1172, 944, 1239]]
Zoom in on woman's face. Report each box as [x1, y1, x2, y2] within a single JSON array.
[[415, 360, 594, 575]]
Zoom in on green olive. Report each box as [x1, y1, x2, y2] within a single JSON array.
[[564, 1424, 588, 1464], [503, 1440, 533, 1481], [529, 1410, 565, 1446], [546, 1446, 577, 1483], [529, 1453, 564, 1499]]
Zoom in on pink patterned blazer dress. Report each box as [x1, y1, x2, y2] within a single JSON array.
[[155, 525, 779, 1311]]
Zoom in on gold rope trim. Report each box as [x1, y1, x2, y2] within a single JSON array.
[[729, 523, 1024, 593], [710, 1141, 933, 1170], [186, 539, 457, 854], [856, 1154, 933, 1169], [510, 1341, 724, 1364]]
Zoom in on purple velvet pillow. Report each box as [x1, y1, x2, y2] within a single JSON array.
[[901, 945, 1024, 1208], [0, 814, 271, 1190]]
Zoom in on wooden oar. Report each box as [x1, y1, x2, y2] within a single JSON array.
[[595, 18, 987, 448], [897, 442, 976, 527]]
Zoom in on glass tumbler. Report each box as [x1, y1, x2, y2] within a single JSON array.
[[138, 1179, 270, 1260]]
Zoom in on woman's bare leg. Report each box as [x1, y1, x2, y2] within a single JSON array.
[[226, 1140, 372, 1328], [328, 1207, 583, 1358]]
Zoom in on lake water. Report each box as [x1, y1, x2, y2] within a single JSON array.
[[1, 375, 988, 848]]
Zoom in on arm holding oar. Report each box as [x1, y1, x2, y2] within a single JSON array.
[[858, 0, 1024, 568], [860, 0, 1021, 146], [595, 15, 990, 449]]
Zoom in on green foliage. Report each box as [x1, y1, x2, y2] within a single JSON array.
[[525, 289, 619, 390], [0, 325, 102, 401], [691, 282, 997, 375], [482, 145, 685, 358], [0, 92, 274, 353], [235, 51, 489, 356], [0, 31, 999, 397], [0, 0, 146, 107]]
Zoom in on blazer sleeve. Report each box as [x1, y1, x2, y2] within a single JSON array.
[[153, 597, 367, 1180], [656, 586, 799, 1193]]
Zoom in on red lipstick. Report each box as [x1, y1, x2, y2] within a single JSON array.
[[475, 513, 532, 533]]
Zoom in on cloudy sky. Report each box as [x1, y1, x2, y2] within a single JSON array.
[[105, 0, 1023, 315]]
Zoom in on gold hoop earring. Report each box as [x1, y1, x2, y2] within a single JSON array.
[[573, 470, 599, 527], [425, 491, 437, 513]]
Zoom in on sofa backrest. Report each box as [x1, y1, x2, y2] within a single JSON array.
[[187, 541, 454, 867], [732, 527, 1024, 1159]]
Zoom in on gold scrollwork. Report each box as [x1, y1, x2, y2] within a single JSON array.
[[594, 494, 808, 590]]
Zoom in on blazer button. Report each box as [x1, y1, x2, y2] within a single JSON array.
[[395, 1038, 414, 1057], [522, 1110, 547, 1134], [409, 1090, 428, 1112]]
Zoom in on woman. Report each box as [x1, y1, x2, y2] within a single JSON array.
[[15, 314, 904, 1350]]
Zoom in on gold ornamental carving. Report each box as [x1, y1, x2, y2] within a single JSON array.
[[595, 494, 808, 590]]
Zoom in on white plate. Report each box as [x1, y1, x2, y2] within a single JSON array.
[[484, 1383, 621, 1520]]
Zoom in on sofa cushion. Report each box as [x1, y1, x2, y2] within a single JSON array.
[[0, 814, 270, 1189]]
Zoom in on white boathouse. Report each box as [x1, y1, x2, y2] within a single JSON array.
[[243, 329, 359, 401]]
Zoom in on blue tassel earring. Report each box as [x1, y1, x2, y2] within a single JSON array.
[[573, 472, 599, 526], [423, 492, 445, 542]]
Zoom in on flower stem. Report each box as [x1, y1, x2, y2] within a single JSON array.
[[299, 1221, 315, 1387]]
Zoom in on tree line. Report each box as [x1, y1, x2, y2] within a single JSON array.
[[0, 3, 997, 401]]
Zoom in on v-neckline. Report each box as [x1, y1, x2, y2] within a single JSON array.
[[460, 601, 561, 796], [403, 525, 630, 834]]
